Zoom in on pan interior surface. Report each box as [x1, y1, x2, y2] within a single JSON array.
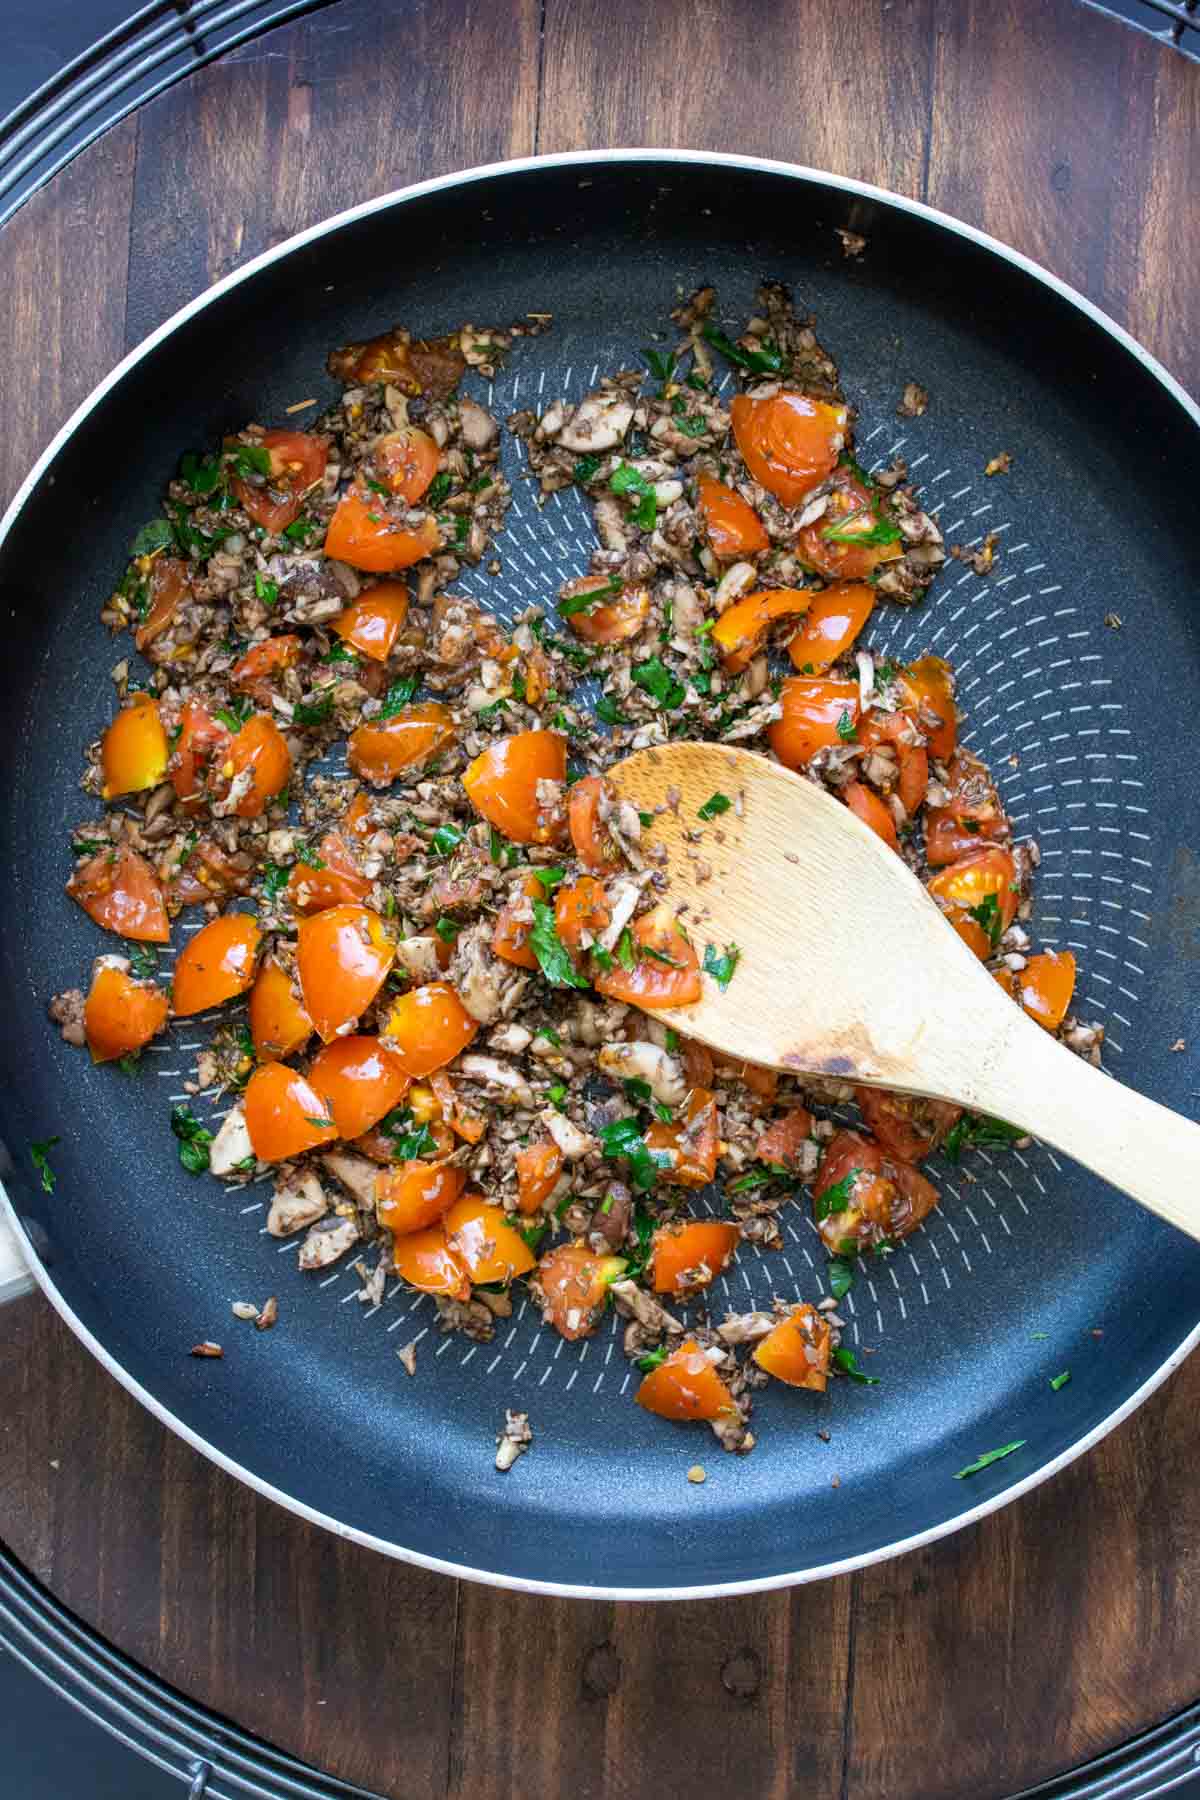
[[2, 157, 1199, 1595]]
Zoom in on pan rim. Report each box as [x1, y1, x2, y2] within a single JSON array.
[[3, 146, 1198, 1600]]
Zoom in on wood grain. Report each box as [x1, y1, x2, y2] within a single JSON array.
[[3, 0, 1200, 1796]]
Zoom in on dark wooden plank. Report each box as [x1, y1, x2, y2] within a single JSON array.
[[0, 118, 137, 512]]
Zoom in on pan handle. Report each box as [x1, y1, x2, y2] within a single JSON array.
[[0, 1210, 34, 1304]]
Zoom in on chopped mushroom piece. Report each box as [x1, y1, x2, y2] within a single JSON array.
[[209, 1105, 255, 1178], [495, 1409, 533, 1471], [267, 1166, 329, 1237], [298, 1215, 360, 1270]]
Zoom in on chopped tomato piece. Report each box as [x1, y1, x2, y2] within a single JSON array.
[[855, 1088, 962, 1163], [376, 1161, 466, 1235], [844, 781, 899, 850], [713, 1055, 776, 1104], [230, 635, 303, 703], [84, 961, 170, 1064], [231, 430, 328, 534], [730, 391, 848, 508], [134, 557, 190, 653], [787, 581, 876, 673], [169, 700, 231, 810], [462, 731, 567, 843], [645, 1087, 719, 1189], [941, 904, 993, 961], [222, 713, 292, 819], [515, 1140, 563, 1214], [1018, 949, 1076, 1032], [332, 582, 410, 661], [308, 1034, 410, 1138], [285, 830, 373, 912], [756, 1105, 814, 1171], [993, 966, 1019, 1000], [712, 587, 812, 674], [635, 1339, 737, 1422], [248, 958, 313, 1061], [372, 428, 440, 503], [67, 844, 170, 943], [753, 1305, 832, 1391], [243, 1061, 339, 1162], [492, 872, 543, 970], [444, 1195, 536, 1285], [100, 695, 169, 800], [342, 792, 374, 839], [296, 904, 395, 1042], [328, 327, 466, 397], [794, 466, 904, 580], [681, 1036, 716, 1088], [768, 677, 859, 768], [593, 905, 702, 1008], [568, 774, 622, 872], [924, 749, 1008, 866], [167, 836, 251, 907], [391, 1226, 471, 1300], [173, 913, 261, 1015], [382, 981, 478, 1076], [347, 701, 456, 785], [696, 474, 769, 559], [428, 1069, 487, 1144], [536, 1243, 626, 1340], [355, 1116, 455, 1163], [814, 1128, 938, 1254], [559, 576, 651, 644], [555, 876, 611, 951], [927, 846, 1019, 938], [857, 708, 930, 819], [323, 482, 440, 572], [899, 656, 957, 761], [650, 1219, 739, 1293]]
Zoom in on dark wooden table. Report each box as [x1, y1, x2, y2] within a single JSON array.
[[2, 3, 1198, 1794]]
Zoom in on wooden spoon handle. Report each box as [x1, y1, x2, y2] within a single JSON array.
[[969, 1026, 1200, 1243]]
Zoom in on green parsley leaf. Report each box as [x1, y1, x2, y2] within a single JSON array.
[[615, 928, 637, 972], [29, 1136, 60, 1193], [214, 699, 252, 732], [968, 892, 1003, 948], [529, 899, 589, 989], [623, 1076, 653, 1103], [533, 867, 566, 892], [321, 641, 359, 665], [833, 1346, 880, 1385], [292, 693, 335, 726], [430, 823, 465, 856], [815, 1170, 859, 1219], [547, 1083, 568, 1109], [685, 370, 708, 392], [701, 324, 784, 375], [229, 442, 272, 480], [282, 517, 316, 544], [261, 863, 290, 901], [597, 1117, 669, 1193], [252, 570, 279, 608], [828, 1257, 855, 1300], [953, 1440, 1026, 1480], [573, 454, 604, 484], [303, 1112, 335, 1130], [644, 347, 676, 383], [131, 519, 174, 557], [664, 1028, 680, 1052], [697, 792, 732, 821], [488, 826, 518, 867], [117, 1051, 142, 1074], [702, 942, 740, 990], [633, 490, 657, 532], [836, 708, 857, 743], [379, 1108, 437, 1161], [610, 462, 657, 534], [181, 452, 223, 496], [170, 1105, 213, 1176], [72, 836, 109, 856], [727, 1169, 775, 1194], [595, 696, 627, 726], [821, 513, 903, 548], [126, 942, 158, 980], [1049, 1370, 1071, 1391], [379, 675, 421, 718], [558, 575, 624, 617], [434, 916, 461, 944], [637, 1346, 669, 1373], [943, 1110, 1023, 1164], [519, 1220, 548, 1253], [426, 471, 452, 507], [632, 656, 685, 709]]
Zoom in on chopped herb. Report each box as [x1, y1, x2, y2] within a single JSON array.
[[476, 697, 509, 724], [379, 1108, 437, 1161], [488, 825, 518, 867], [815, 1170, 859, 1219], [591, 946, 614, 971], [125, 942, 158, 980], [615, 927, 637, 971], [261, 863, 291, 902], [640, 943, 682, 968], [686, 371, 708, 392], [426, 471, 452, 507], [968, 892, 1003, 947], [1050, 1369, 1071, 1391], [836, 708, 857, 743], [131, 518, 174, 557], [72, 836, 108, 855], [644, 347, 676, 384], [573, 453, 603, 484], [282, 517, 316, 544], [430, 823, 465, 856], [637, 1346, 669, 1373], [559, 574, 623, 617], [250, 571, 279, 611], [180, 451, 223, 496], [953, 1441, 1025, 1479], [697, 792, 732, 821], [597, 1116, 669, 1192], [530, 899, 589, 989], [538, 1026, 562, 1048], [434, 916, 460, 944], [229, 441, 272, 480], [547, 1083, 568, 1109], [623, 1076, 654, 1103], [175, 831, 199, 866], [632, 656, 686, 710], [701, 324, 784, 375], [321, 640, 358, 665], [292, 693, 335, 726], [703, 942, 740, 990], [833, 1347, 880, 1385], [533, 867, 565, 892], [303, 1112, 335, 1130], [214, 699, 252, 732], [874, 659, 901, 686], [610, 462, 658, 534], [379, 674, 421, 718], [942, 1110, 1023, 1163], [821, 513, 903, 548], [30, 1136, 60, 1192], [170, 1106, 214, 1175], [519, 1220, 548, 1253], [595, 696, 627, 725], [728, 1169, 775, 1194], [828, 1257, 855, 1300]]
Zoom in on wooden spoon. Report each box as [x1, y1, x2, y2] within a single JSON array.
[[611, 741, 1200, 1243]]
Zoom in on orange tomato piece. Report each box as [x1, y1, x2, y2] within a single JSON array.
[[492, 872, 543, 970], [231, 430, 328, 534], [696, 474, 769, 560], [567, 774, 622, 872], [645, 1087, 719, 1188], [557, 575, 652, 644], [768, 677, 860, 768], [100, 695, 169, 800], [515, 1140, 563, 1214], [248, 958, 313, 1061], [753, 1305, 832, 1391], [1018, 949, 1076, 1032], [285, 830, 373, 913], [428, 1069, 487, 1144], [462, 730, 567, 843], [224, 713, 292, 819], [844, 781, 899, 851], [84, 961, 170, 1064], [323, 483, 440, 572], [167, 836, 251, 907], [756, 1104, 815, 1171], [329, 327, 466, 396], [730, 391, 848, 507], [342, 792, 374, 839], [372, 428, 440, 503], [712, 587, 812, 674], [376, 1160, 466, 1234], [942, 904, 993, 961], [173, 912, 261, 1015], [169, 700, 230, 810], [855, 1088, 962, 1164], [243, 1060, 339, 1163], [857, 709, 929, 818], [593, 905, 702, 1008], [787, 581, 876, 673], [923, 749, 1008, 867], [391, 1227, 471, 1300], [927, 846, 1019, 938], [713, 1054, 776, 1104], [230, 635, 303, 702], [444, 1195, 536, 1285], [347, 701, 456, 786], [794, 467, 904, 581], [297, 904, 395, 1042], [308, 1034, 410, 1139], [382, 981, 478, 1076], [134, 556, 190, 653], [815, 1128, 938, 1253], [67, 844, 170, 943], [636, 1339, 737, 1422], [650, 1219, 739, 1293], [899, 656, 957, 761], [555, 876, 611, 951], [993, 966, 1018, 1000], [536, 1243, 626, 1340], [332, 582, 410, 661]]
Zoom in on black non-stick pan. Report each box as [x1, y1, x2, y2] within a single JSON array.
[[2, 152, 1199, 1598]]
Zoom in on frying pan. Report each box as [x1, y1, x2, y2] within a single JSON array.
[[2, 151, 1199, 1600]]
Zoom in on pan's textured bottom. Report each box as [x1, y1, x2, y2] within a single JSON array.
[[0, 154, 1196, 1594]]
